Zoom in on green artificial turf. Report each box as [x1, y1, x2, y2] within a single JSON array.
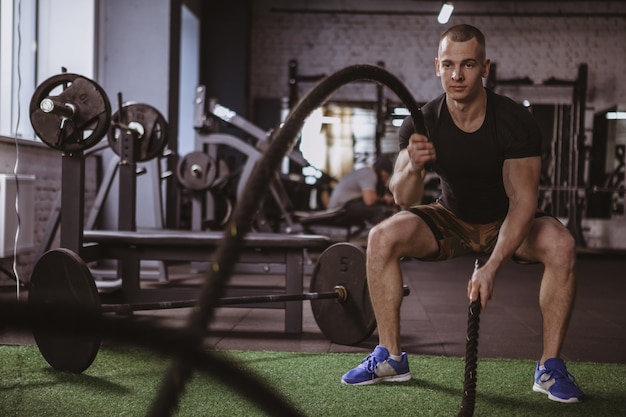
[[1, 344, 625, 416]]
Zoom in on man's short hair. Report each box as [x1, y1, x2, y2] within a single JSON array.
[[440, 24, 486, 60], [374, 155, 394, 173]]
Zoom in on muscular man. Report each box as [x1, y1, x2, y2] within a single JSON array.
[[341, 24, 583, 404]]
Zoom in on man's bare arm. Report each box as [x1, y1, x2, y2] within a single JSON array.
[[488, 155, 540, 269], [389, 133, 436, 208], [469, 155, 541, 308]]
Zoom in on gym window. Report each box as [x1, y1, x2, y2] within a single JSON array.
[[0, 0, 96, 140]]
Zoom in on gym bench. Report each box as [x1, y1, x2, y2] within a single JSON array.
[[293, 207, 368, 241], [82, 229, 332, 334]]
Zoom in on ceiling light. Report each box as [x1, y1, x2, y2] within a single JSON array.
[[606, 111, 626, 120], [438, 2, 454, 24], [393, 107, 410, 116]]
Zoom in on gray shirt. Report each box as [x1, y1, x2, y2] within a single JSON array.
[[328, 167, 377, 209]]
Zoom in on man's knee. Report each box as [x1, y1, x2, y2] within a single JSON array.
[[367, 212, 439, 261], [366, 213, 415, 259], [547, 219, 575, 252], [367, 221, 393, 255], [552, 231, 576, 269], [539, 221, 576, 268]]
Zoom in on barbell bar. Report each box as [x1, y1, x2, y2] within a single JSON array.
[[100, 285, 410, 313], [28, 242, 408, 373], [40, 97, 76, 118], [539, 185, 625, 193]]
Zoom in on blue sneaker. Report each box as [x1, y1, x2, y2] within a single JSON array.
[[341, 345, 412, 385], [533, 358, 584, 403]]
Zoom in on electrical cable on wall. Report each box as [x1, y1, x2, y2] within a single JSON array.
[[12, 0, 23, 300]]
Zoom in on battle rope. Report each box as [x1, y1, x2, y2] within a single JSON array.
[[457, 296, 482, 417], [146, 64, 426, 417]]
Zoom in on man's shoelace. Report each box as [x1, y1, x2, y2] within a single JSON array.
[[545, 367, 578, 385], [361, 354, 382, 373]]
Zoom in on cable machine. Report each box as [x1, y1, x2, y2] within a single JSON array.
[[489, 63, 589, 246]]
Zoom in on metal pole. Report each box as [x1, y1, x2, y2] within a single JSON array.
[[100, 285, 410, 314]]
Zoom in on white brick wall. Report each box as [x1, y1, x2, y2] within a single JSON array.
[[250, 4, 626, 113], [0, 138, 98, 283]]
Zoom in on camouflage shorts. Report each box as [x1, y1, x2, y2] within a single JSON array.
[[408, 202, 504, 261], [408, 202, 554, 263]]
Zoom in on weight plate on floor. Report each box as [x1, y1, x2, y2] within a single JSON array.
[[310, 242, 375, 345], [29, 73, 111, 153], [28, 248, 102, 373], [108, 103, 168, 162]]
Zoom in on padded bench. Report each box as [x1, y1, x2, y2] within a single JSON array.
[[293, 207, 367, 241], [82, 229, 332, 334]]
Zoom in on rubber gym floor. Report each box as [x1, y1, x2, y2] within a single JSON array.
[[1, 245, 624, 366]]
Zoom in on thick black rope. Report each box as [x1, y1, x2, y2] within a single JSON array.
[[457, 297, 482, 417], [146, 64, 427, 417]]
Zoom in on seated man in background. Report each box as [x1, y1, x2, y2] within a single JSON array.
[[327, 155, 397, 225]]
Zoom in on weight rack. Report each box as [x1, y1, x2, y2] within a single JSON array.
[[28, 73, 394, 374]]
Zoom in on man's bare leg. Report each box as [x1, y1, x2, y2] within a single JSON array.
[[340, 211, 437, 385], [515, 216, 577, 363], [366, 212, 439, 355], [515, 216, 583, 403]]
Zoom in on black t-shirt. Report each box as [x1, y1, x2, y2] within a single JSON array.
[[398, 89, 542, 224]]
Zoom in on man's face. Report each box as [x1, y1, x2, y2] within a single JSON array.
[[435, 37, 490, 103]]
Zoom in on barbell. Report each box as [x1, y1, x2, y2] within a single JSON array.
[[29, 73, 111, 153], [176, 151, 218, 191], [28, 242, 410, 373], [108, 102, 169, 162], [29, 73, 169, 161]]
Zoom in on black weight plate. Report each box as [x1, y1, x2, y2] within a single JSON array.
[[176, 151, 217, 191], [202, 189, 234, 230], [212, 189, 234, 227], [108, 103, 168, 162], [310, 242, 375, 345], [28, 248, 102, 373], [29, 73, 111, 153]]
